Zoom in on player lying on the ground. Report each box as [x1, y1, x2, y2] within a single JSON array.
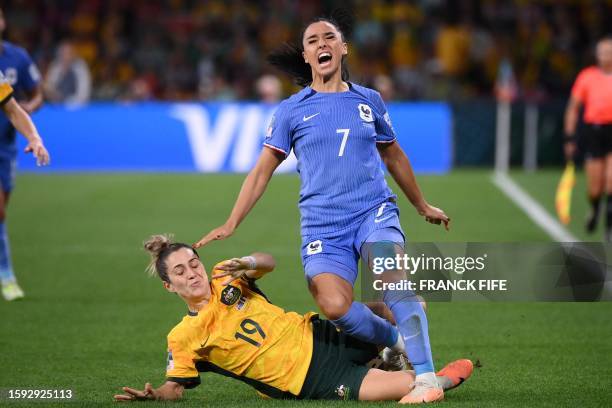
[[114, 235, 472, 404]]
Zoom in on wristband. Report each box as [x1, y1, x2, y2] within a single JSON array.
[[564, 134, 576, 143], [241, 256, 257, 270]]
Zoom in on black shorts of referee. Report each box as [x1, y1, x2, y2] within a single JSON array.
[[581, 123, 612, 159]]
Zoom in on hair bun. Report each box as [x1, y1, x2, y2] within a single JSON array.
[[143, 234, 174, 276], [144, 234, 173, 255]]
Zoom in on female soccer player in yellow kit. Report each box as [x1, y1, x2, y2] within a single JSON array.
[[114, 235, 471, 403]]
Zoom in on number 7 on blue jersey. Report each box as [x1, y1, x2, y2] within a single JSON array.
[[337, 129, 350, 157]]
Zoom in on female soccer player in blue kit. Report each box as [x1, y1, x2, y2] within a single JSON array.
[[0, 9, 49, 301], [194, 15, 450, 404]]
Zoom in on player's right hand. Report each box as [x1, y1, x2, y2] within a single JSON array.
[[24, 139, 50, 166], [193, 223, 235, 248], [114, 383, 156, 401], [213, 258, 250, 285]]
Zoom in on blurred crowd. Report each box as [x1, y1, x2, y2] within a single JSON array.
[[3, 0, 612, 102]]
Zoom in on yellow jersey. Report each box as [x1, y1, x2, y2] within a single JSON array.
[[165, 262, 317, 398]]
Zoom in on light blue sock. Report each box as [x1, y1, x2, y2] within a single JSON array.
[[331, 301, 398, 348], [0, 222, 15, 283], [384, 289, 434, 375], [362, 238, 435, 375]]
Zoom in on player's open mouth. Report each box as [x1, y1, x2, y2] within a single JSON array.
[[317, 52, 332, 68]]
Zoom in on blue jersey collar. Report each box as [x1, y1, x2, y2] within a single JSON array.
[[300, 82, 363, 101]]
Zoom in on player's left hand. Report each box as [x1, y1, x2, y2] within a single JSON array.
[[419, 204, 450, 231], [114, 383, 156, 402], [213, 258, 252, 285], [24, 139, 50, 166]]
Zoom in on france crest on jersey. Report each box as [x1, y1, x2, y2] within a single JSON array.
[[264, 83, 397, 235], [0, 41, 41, 160]]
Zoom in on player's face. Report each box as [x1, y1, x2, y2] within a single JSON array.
[[596, 40, 612, 69], [302, 21, 347, 80], [164, 248, 210, 301]]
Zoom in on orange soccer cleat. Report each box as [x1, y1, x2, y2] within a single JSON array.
[[435, 359, 474, 391]]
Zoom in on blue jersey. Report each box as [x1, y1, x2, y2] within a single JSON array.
[[264, 83, 397, 235], [0, 41, 41, 160]]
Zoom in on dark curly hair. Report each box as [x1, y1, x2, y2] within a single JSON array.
[[267, 9, 354, 87]]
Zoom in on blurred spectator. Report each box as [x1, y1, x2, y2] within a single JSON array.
[[373, 74, 394, 102], [435, 18, 471, 77], [209, 75, 237, 101], [122, 77, 154, 102], [255, 74, 282, 103], [0, 0, 608, 102], [44, 41, 91, 105]]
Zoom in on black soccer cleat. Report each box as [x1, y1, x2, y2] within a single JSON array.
[[585, 210, 599, 233]]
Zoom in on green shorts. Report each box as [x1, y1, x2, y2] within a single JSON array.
[[298, 317, 379, 401]]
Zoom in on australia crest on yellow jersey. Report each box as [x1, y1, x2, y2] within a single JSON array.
[[221, 285, 241, 306]]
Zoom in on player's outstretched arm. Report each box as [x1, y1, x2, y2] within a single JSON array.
[[193, 148, 283, 248], [114, 381, 184, 402], [1, 98, 50, 166], [214, 252, 276, 285], [378, 141, 449, 230]]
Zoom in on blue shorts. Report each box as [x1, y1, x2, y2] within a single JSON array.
[[301, 200, 405, 285], [0, 159, 16, 193]]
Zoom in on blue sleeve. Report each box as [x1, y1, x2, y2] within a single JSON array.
[[369, 90, 396, 143], [17, 48, 41, 91], [263, 101, 293, 157]]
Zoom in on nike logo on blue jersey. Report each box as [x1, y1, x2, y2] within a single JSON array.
[[374, 215, 394, 223], [303, 113, 320, 121]]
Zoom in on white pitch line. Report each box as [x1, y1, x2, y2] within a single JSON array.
[[491, 171, 579, 242]]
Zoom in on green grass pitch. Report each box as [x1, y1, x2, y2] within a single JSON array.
[[0, 170, 610, 407]]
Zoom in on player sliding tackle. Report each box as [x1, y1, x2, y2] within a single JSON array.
[[194, 11, 450, 404], [114, 235, 472, 403]]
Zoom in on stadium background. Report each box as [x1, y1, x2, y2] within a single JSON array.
[[1, 0, 611, 407]]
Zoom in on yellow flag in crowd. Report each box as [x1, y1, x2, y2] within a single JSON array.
[[555, 161, 575, 225]]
